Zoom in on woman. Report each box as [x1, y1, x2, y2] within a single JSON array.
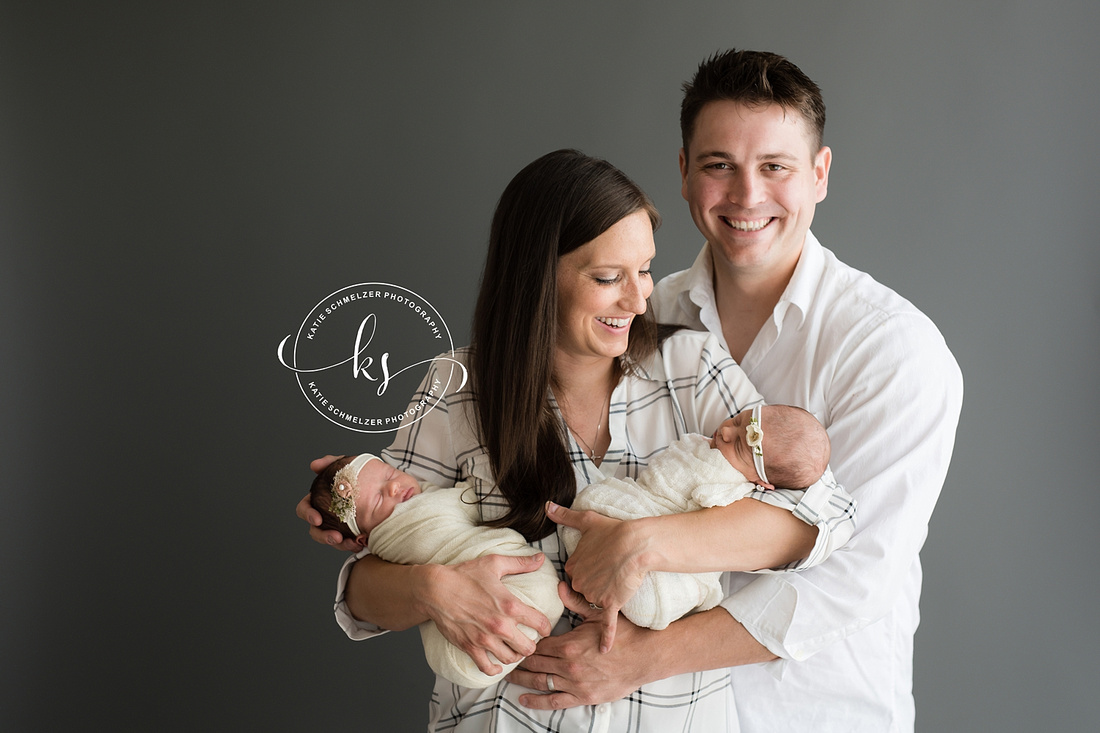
[[300, 149, 853, 731]]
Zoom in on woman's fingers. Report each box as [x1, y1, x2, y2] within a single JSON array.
[[309, 454, 341, 474], [425, 554, 554, 674], [560, 580, 619, 652]]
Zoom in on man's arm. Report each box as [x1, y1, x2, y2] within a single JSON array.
[[508, 584, 774, 709], [725, 312, 963, 660]]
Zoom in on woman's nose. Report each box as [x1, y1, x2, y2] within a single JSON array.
[[622, 277, 649, 314]]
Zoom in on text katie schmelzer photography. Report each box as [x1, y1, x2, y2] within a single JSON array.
[[278, 282, 466, 433]]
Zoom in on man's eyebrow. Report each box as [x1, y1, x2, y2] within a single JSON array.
[[695, 150, 802, 163], [694, 150, 733, 161]]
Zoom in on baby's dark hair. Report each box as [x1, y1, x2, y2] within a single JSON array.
[[761, 405, 831, 490], [309, 455, 358, 540]]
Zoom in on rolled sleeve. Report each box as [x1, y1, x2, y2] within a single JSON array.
[[333, 548, 388, 640], [748, 467, 857, 571]]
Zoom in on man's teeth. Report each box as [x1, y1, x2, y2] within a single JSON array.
[[724, 217, 770, 232], [597, 316, 631, 328]]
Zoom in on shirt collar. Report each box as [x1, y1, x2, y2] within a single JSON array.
[[674, 243, 715, 322], [676, 230, 826, 336], [778, 229, 825, 331]]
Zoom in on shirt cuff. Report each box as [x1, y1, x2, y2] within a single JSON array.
[[333, 547, 388, 641], [750, 467, 855, 571], [720, 575, 802, 666], [715, 600, 788, 681]]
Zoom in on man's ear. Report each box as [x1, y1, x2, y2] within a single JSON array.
[[679, 148, 690, 200], [814, 145, 832, 203]]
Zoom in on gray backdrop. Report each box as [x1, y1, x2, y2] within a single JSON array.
[[3, 1, 1097, 730]]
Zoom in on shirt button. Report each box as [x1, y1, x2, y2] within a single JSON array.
[[597, 704, 609, 714]]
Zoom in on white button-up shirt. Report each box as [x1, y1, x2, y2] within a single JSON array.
[[650, 232, 964, 732], [333, 329, 856, 732]]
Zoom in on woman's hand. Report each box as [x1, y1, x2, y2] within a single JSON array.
[[547, 501, 652, 652], [295, 454, 360, 551], [507, 582, 654, 709], [420, 553, 555, 676]]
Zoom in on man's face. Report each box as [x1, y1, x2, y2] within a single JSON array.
[[680, 100, 831, 278]]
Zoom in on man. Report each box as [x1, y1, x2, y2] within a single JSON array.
[[651, 49, 963, 730], [515, 49, 961, 731]]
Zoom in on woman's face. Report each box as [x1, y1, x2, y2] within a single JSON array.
[[555, 209, 656, 367]]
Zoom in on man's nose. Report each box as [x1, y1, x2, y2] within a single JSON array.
[[728, 170, 764, 207]]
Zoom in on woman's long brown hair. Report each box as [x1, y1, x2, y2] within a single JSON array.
[[471, 149, 660, 541]]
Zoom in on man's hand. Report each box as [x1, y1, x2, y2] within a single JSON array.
[[295, 454, 360, 552], [547, 501, 651, 652], [506, 582, 654, 709]]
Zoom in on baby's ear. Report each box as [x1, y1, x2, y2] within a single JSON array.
[[354, 534, 369, 548]]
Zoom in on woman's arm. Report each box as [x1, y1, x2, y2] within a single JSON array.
[[561, 498, 815, 583], [548, 498, 814, 651]]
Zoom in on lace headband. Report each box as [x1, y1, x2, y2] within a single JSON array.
[[746, 404, 767, 484], [329, 453, 380, 536]]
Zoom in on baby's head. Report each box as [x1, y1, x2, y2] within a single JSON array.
[[711, 405, 831, 490], [309, 454, 422, 547]]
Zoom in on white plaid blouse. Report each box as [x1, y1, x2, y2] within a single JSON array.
[[334, 329, 856, 732]]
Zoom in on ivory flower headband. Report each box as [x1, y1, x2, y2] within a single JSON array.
[[746, 404, 768, 484], [329, 453, 380, 536]]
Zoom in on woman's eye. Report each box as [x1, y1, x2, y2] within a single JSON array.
[[595, 276, 620, 285]]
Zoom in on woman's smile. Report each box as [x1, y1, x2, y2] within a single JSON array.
[[555, 209, 655, 364]]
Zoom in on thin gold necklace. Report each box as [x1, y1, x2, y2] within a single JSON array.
[[558, 387, 610, 463]]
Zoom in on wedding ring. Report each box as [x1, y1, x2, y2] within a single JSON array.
[[589, 602, 604, 610], [546, 673, 556, 692]]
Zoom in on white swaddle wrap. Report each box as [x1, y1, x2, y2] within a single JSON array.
[[560, 433, 755, 630], [368, 484, 564, 688]]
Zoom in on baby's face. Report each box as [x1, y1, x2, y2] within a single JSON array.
[[710, 409, 763, 483], [355, 460, 422, 534]]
